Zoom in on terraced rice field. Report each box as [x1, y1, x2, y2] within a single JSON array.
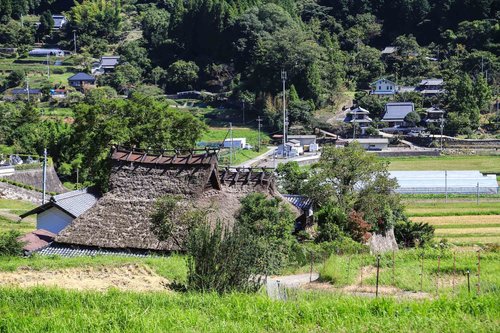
[[406, 201, 500, 245]]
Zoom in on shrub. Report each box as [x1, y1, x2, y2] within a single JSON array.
[[0, 230, 24, 256], [394, 219, 434, 248], [186, 220, 261, 293]]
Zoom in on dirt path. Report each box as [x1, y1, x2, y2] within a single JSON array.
[[0, 264, 169, 292], [270, 267, 432, 299]]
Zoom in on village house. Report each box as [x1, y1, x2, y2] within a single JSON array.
[[20, 188, 99, 235], [343, 106, 372, 135], [92, 56, 121, 75], [416, 78, 444, 96], [340, 138, 389, 151], [52, 15, 67, 30], [21, 147, 301, 253], [382, 102, 415, 128], [5, 88, 43, 102], [381, 46, 398, 56], [68, 72, 96, 92], [425, 106, 445, 123], [370, 78, 398, 96]]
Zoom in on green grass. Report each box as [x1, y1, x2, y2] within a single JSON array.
[[404, 201, 500, 217], [0, 215, 34, 233], [321, 249, 500, 295], [201, 127, 271, 146], [0, 288, 497, 332], [201, 127, 272, 165], [0, 199, 36, 211], [383, 155, 500, 174]]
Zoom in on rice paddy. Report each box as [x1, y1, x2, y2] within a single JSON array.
[[384, 155, 500, 174], [406, 201, 500, 245]]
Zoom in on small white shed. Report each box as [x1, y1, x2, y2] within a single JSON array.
[[223, 138, 247, 149]]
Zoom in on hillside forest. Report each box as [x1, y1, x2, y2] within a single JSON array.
[[0, 0, 498, 186]]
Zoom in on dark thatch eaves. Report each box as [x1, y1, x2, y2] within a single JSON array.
[[56, 147, 296, 252]]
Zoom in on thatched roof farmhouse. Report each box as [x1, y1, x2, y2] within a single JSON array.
[[56, 147, 294, 252]]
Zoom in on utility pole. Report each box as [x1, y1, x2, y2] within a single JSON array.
[[257, 116, 262, 152], [281, 69, 287, 158], [229, 122, 233, 165], [26, 77, 30, 101], [440, 117, 444, 151], [42, 148, 47, 204], [47, 53, 50, 79], [353, 122, 356, 139], [242, 101, 245, 124], [73, 30, 77, 54]]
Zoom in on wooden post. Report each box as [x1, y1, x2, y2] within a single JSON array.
[[477, 250, 481, 295], [309, 251, 314, 283], [420, 252, 424, 292], [452, 252, 456, 295], [466, 270, 471, 294], [392, 249, 395, 287], [436, 254, 441, 295]]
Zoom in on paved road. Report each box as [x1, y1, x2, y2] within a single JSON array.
[[266, 273, 319, 300]]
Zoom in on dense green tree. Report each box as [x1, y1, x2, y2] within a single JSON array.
[[404, 111, 421, 126], [68, 93, 207, 189], [445, 74, 482, 134], [37, 10, 53, 38], [306, 142, 403, 233], [166, 60, 199, 91], [236, 193, 296, 273]]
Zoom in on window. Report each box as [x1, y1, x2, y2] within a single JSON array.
[[378, 86, 381, 90]]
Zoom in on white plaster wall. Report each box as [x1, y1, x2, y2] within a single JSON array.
[[37, 207, 73, 234]]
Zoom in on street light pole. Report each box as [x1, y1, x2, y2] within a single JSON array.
[[281, 69, 287, 158]]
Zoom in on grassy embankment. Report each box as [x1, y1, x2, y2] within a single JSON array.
[[0, 199, 36, 233], [0, 287, 497, 332], [201, 127, 271, 165]]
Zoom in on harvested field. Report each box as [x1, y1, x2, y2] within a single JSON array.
[[0, 264, 169, 292], [411, 215, 500, 226]]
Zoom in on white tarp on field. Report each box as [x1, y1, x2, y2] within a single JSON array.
[[389, 170, 499, 194]]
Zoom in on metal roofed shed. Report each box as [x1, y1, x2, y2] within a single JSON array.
[[389, 171, 499, 194], [345, 138, 389, 151], [29, 48, 65, 57], [20, 188, 100, 234]]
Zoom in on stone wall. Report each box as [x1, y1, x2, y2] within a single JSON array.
[[1, 166, 67, 194], [0, 182, 42, 204], [369, 228, 398, 254]]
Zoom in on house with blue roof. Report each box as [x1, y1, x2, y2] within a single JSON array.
[[68, 72, 96, 92]]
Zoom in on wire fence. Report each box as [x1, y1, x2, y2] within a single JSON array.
[[269, 249, 497, 300]]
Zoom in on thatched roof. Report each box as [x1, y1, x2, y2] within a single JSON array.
[[56, 147, 292, 251]]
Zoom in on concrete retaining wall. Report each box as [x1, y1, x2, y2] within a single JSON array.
[[1, 166, 67, 194]]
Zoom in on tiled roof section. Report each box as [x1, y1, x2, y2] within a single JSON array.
[[52, 15, 65, 27], [68, 72, 95, 81], [101, 56, 120, 67], [283, 194, 313, 212], [37, 243, 157, 257], [11, 89, 42, 95], [111, 146, 219, 166], [382, 102, 414, 121], [19, 188, 99, 219], [19, 229, 56, 253], [419, 78, 444, 86], [348, 106, 370, 114], [51, 188, 99, 218], [381, 46, 398, 54]]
